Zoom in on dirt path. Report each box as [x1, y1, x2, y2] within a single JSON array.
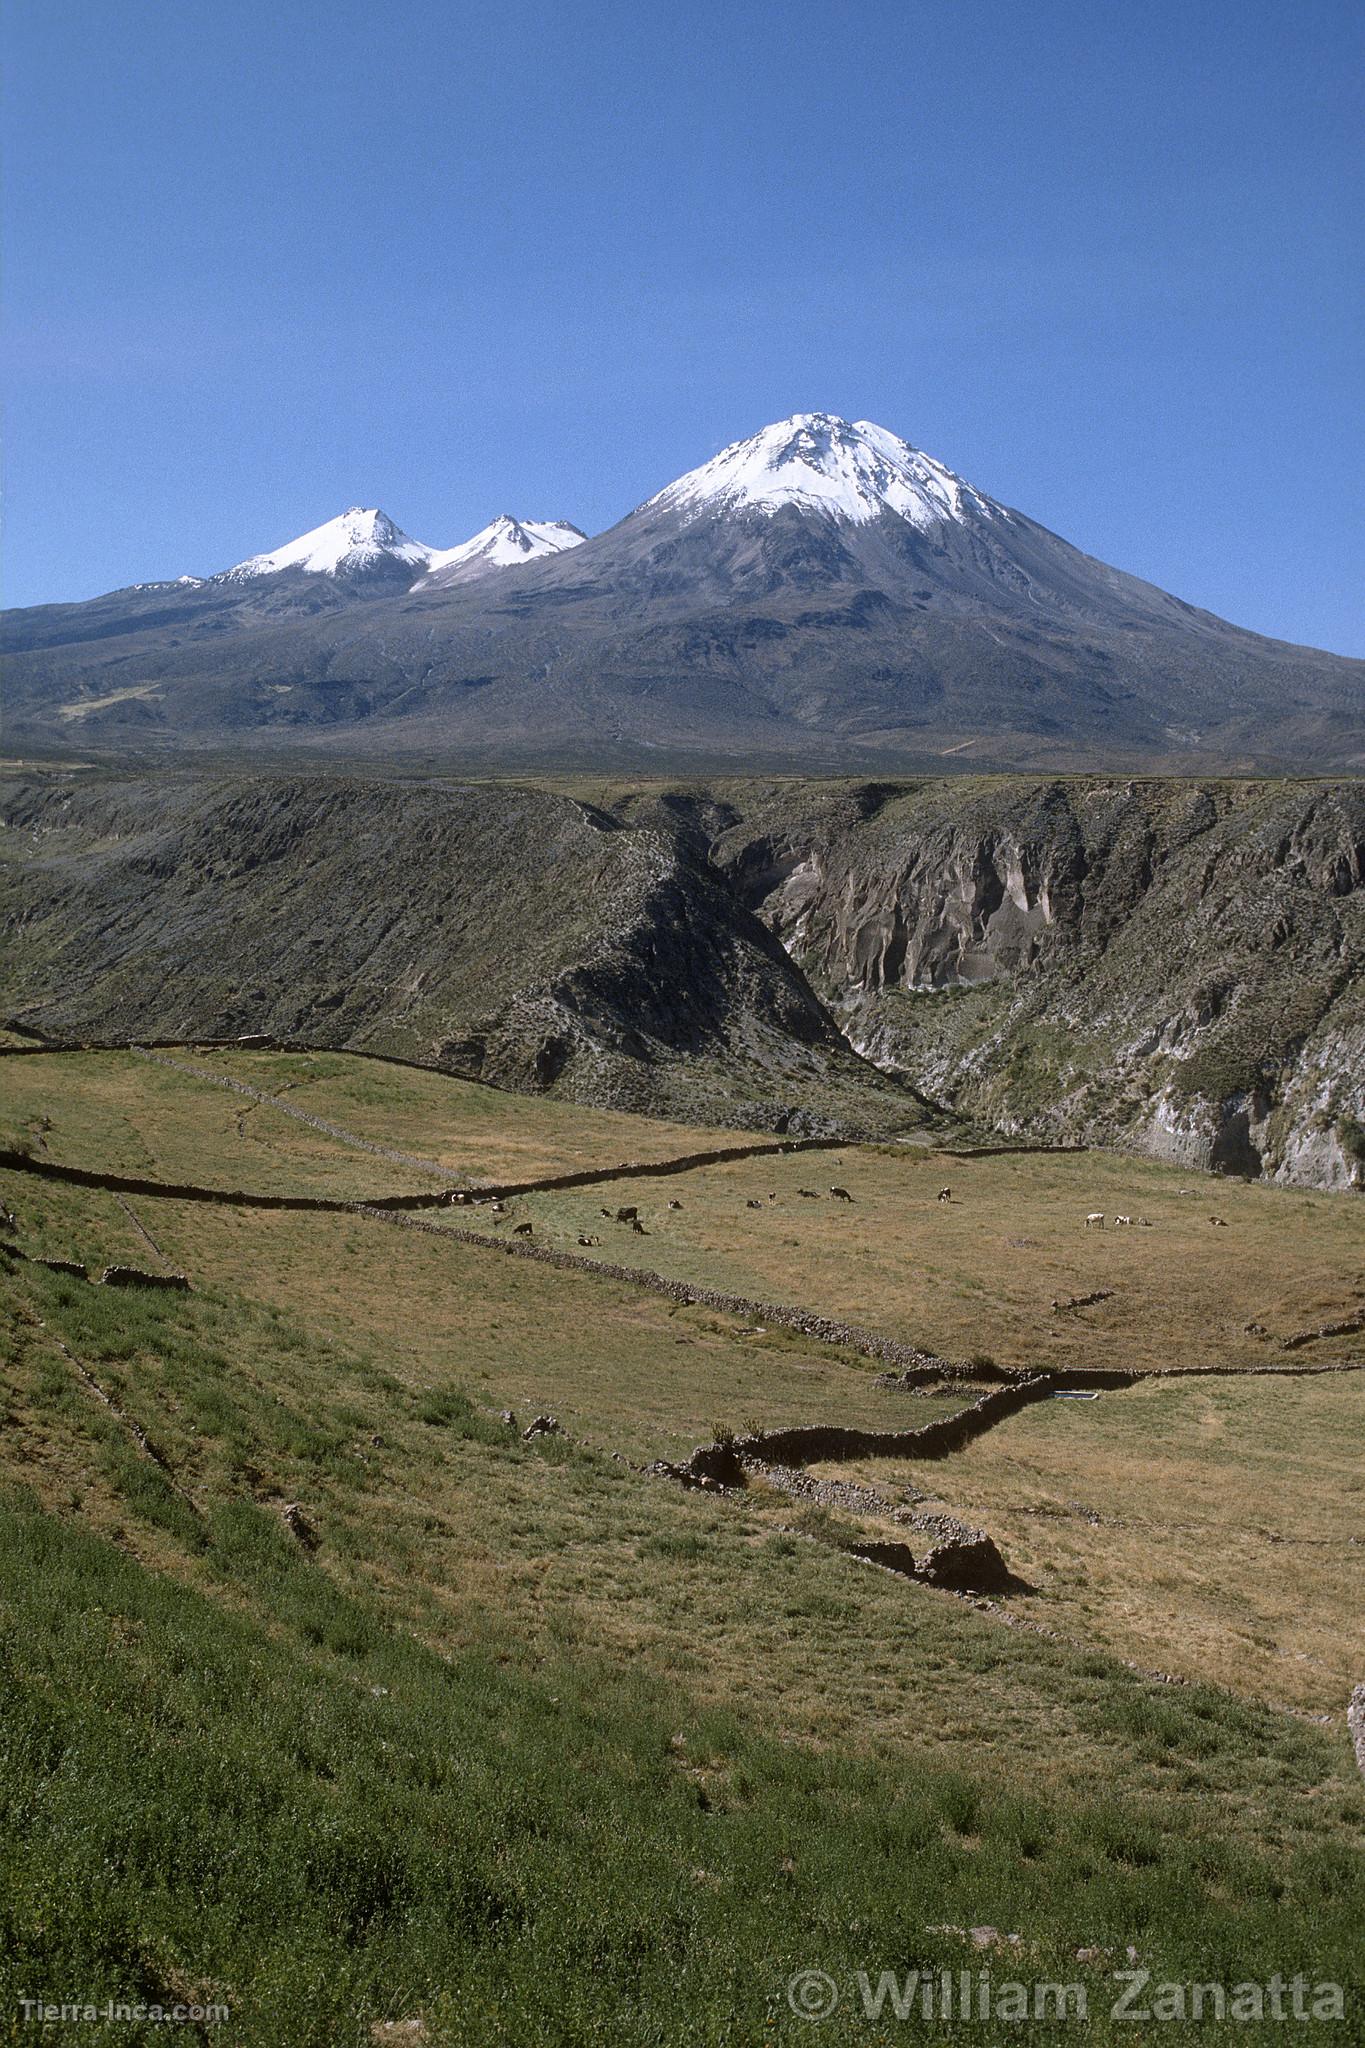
[[112, 1191, 176, 1273]]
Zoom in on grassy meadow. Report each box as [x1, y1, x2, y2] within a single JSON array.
[[513, 1146, 1365, 1373], [1, 1048, 1362, 2043], [797, 1366, 1365, 1711], [0, 1048, 754, 1195]]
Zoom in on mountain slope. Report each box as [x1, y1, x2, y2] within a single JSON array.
[[696, 775, 1365, 1190], [3, 415, 1359, 769], [0, 772, 917, 1135], [641, 414, 1000, 527]]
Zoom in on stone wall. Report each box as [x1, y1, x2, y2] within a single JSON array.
[[352, 1203, 954, 1377], [672, 1376, 1056, 1480]]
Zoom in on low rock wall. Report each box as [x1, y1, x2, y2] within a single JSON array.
[[694, 1376, 1056, 1473], [97, 1265, 191, 1291], [352, 1204, 953, 1376]]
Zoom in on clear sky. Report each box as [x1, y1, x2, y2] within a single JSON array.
[[3, 0, 1362, 652]]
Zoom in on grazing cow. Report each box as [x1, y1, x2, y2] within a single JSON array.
[[1084, 1213, 1105, 1230], [616, 1205, 639, 1223], [829, 1186, 853, 1202], [513, 1222, 533, 1237], [1114, 1215, 1132, 1227], [937, 1187, 952, 1203], [667, 1199, 683, 1210], [630, 1218, 648, 1235], [746, 1198, 763, 1209]]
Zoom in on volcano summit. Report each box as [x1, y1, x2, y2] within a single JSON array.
[[4, 414, 1359, 770]]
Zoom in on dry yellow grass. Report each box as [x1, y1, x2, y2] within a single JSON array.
[[5, 1228, 1358, 1843], [0, 1051, 426, 1197], [195, 1048, 749, 1176], [4, 1049, 1361, 1733], [808, 1370, 1364, 1713], [100, 1194, 953, 1462], [515, 1143, 1365, 1372], [0, 1048, 766, 1194]]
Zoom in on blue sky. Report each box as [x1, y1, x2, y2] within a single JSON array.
[[3, 0, 1362, 652]]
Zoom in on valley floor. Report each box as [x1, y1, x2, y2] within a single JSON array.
[[1, 1047, 1362, 2045]]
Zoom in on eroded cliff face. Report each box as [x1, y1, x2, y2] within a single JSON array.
[[707, 779, 1365, 1191]]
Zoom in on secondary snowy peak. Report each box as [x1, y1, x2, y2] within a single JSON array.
[[420, 515, 586, 582], [644, 413, 998, 530], [221, 508, 434, 582]]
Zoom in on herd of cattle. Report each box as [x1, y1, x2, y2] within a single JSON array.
[[442, 1182, 1230, 1245], [1084, 1211, 1228, 1229], [441, 1182, 869, 1244]]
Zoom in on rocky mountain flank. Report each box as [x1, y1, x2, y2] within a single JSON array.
[[0, 775, 920, 1139], [2, 771, 1360, 1188]]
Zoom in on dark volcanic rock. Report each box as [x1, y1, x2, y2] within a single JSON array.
[[918, 1532, 1014, 1593]]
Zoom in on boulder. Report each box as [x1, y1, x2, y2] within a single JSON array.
[[918, 1532, 1013, 1593]]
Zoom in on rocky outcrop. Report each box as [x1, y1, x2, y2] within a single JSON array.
[[1280, 1307, 1365, 1353], [687, 1377, 1058, 1472], [708, 779, 1365, 1192], [652, 1414, 1023, 1594], [0, 774, 921, 1140], [918, 1532, 1013, 1592], [98, 1265, 191, 1290]]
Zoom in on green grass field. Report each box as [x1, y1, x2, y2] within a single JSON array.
[[1, 1049, 1362, 2044]]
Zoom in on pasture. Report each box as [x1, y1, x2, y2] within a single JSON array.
[[510, 1142, 1365, 1375], [1, 1045, 1362, 2043]]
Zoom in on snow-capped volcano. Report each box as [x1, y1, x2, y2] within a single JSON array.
[[211, 505, 586, 596], [419, 515, 586, 587], [220, 508, 434, 582], [8, 409, 1360, 774], [644, 413, 998, 530]]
